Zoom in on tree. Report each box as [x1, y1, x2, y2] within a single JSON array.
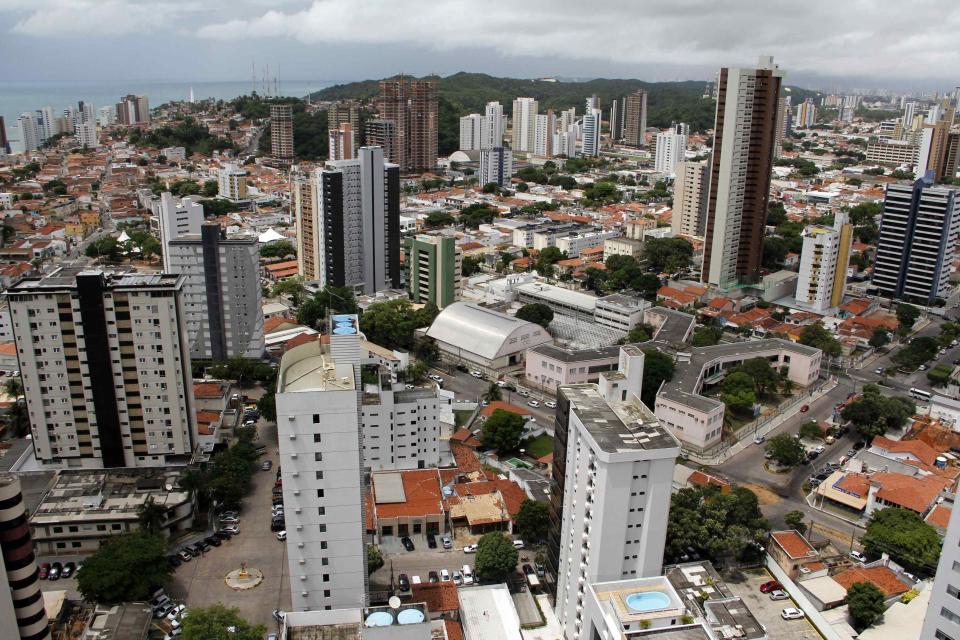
[[76, 533, 172, 603], [4, 377, 22, 397], [722, 372, 757, 414], [481, 409, 525, 453], [841, 389, 915, 438], [425, 211, 455, 228], [297, 285, 357, 329], [737, 358, 781, 397], [257, 389, 276, 422], [516, 303, 554, 328], [260, 240, 295, 258], [896, 303, 921, 330], [766, 433, 806, 467], [86, 236, 123, 261], [474, 533, 519, 582], [271, 276, 307, 306], [484, 382, 502, 403], [413, 337, 440, 365], [624, 323, 655, 343], [634, 273, 662, 299], [462, 255, 483, 277], [642, 237, 693, 273], [846, 582, 886, 630], [862, 507, 941, 572], [360, 299, 437, 351], [181, 604, 266, 640], [767, 201, 788, 226], [641, 349, 675, 409], [799, 321, 842, 357], [665, 485, 769, 562], [4, 401, 30, 437], [869, 329, 890, 349], [403, 362, 428, 384], [784, 510, 807, 535], [762, 236, 789, 269], [799, 421, 823, 441], [367, 544, 384, 574], [202, 179, 219, 197], [692, 324, 723, 347], [514, 500, 550, 543], [892, 336, 939, 369], [137, 497, 167, 536], [535, 246, 566, 276]]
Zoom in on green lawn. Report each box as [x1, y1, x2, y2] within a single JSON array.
[[454, 409, 474, 427], [521, 434, 554, 459]]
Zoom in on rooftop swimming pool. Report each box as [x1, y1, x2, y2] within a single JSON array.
[[624, 591, 671, 613]]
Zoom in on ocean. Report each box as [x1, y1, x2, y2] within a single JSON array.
[[0, 80, 333, 142]]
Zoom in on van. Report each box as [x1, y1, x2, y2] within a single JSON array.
[[462, 564, 473, 583], [254, 445, 267, 457], [411, 575, 422, 585]]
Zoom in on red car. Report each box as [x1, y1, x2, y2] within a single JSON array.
[[760, 580, 783, 593], [799, 405, 810, 413], [38, 562, 50, 579]]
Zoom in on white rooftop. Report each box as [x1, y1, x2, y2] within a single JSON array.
[[459, 584, 522, 640]]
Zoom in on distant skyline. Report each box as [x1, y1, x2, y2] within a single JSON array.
[[0, 0, 957, 93]]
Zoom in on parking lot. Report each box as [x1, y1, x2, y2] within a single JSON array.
[[723, 569, 822, 640], [166, 419, 290, 632]]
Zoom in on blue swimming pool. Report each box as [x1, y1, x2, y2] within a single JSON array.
[[625, 591, 671, 612]]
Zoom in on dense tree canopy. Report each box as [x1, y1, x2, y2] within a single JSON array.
[[514, 500, 550, 543], [481, 409, 525, 453], [840, 385, 915, 438], [181, 605, 266, 640], [799, 321, 842, 357], [665, 485, 769, 562], [642, 237, 693, 273], [76, 533, 172, 603], [641, 349, 675, 409], [765, 433, 806, 467], [516, 303, 554, 328], [359, 299, 438, 350], [475, 533, 519, 582], [846, 582, 886, 631], [862, 507, 940, 573]]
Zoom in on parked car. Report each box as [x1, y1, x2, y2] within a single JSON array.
[[759, 580, 783, 593], [271, 521, 285, 532], [453, 571, 463, 585], [38, 562, 50, 579], [799, 405, 809, 413], [218, 510, 239, 519], [166, 604, 187, 622], [401, 537, 415, 552], [398, 574, 410, 591], [781, 607, 805, 620], [222, 525, 240, 535], [167, 555, 182, 568], [545, 401, 557, 409], [61, 561, 76, 578], [528, 400, 540, 408], [276, 530, 287, 541], [849, 550, 866, 562], [215, 529, 233, 540], [155, 602, 176, 619], [753, 434, 765, 445], [261, 461, 273, 471], [512, 540, 525, 549], [496, 380, 508, 387], [219, 516, 239, 525], [442, 535, 452, 549], [470, 371, 483, 378], [517, 389, 530, 397], [769, 590, 789, 601], [440, 569, 451, 582], [48, 562, 62, 580], [204, 535, 222, 547], [177, 550, 193, 562], [462, 564, 474, 585], [853, 440, 867, 450], [427, 534, 437, 549], [522, 564, 535, 575], [428, 571, 439, 583], [814, 444, 826, 454], [463, 544, 478, 554]]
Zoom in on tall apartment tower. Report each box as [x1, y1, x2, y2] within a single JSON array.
[[406, 234, 462, 309], [34, 107, 56, 143], [1, 475, 51, 640], [293, 173, 319, 280], [534, 110, 556, 157], [873, 175, 959, 303], [921, 502, 960, 639], [609, 99, 623, 142], [156, 192, 204, 270], [774, 95, 793, 158], [314, 146, 401, 294], [375, 77, 409, 169], [167, 224, 265, 360], [218, 163, 248, 202], [374, 76, 437, 172], [116, 94, 150, 125], [671, 161, 710, 237], [328, 122, 356, 161], [795, 99, 817, 128], [16, 114, 39, 154], [0, 116, 10, 154], [580, 109, 601, 157], [701, 56, 784, 288], [7, 268, 197, 469], [75, 101, 98, 148], [327, 101, 360, 133], [270, 104, 295, 166], [459, 114, 484, 151], [917, 108, 958, 182], [654, 126, 687, 174], [795, 212, 853, 312], [276, 316, 368, 611], [479, 147, 513, 188], [512, 97, 539, 153], [552, 382, 679, 640], [622, 91, 648, 148], [483, 101, 505, 149]]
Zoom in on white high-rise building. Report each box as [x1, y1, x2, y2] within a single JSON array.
[[560, 108, 577, 135], [795, 99, 817, 128], [512, 97, 538, 153], [36, 106, 56, 143], [218, 163, 248, 202], [61, 107, 76, 135], [8, 268, 197, 469], [921, 501, 960, 639], [580, 108, 601, 157], [167, 223, 265, 360], [479, 147, 513, 188], [328, 122, 355, 161], [360, 373, 444, 472], [654, 127, 687, 174], [795, 212, 853, 312], [16, 113, 39, 153], [156, 191, 204, 270], [534, 110, 556, 157], [483, 101, 504, 149], [97, 105, 116, 128], [555, 128, 578, 158], [458, 114, 484, 151], [672, 161, 709, 237], [553, 373, 680, 640], [276, 317, 368, 611], [75, 101, 98, 148]]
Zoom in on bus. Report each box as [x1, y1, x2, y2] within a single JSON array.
[[910, 388, 932, 401]]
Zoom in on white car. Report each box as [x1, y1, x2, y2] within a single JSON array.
[[496, 380, 508, 387], [512, 540, 525, 549], [222, 525, 240, 535], [276, 530, 287, 541], [429, 374, 444, 383], [545, 401, 557, 409], [470, 371, 483, 378], [440, 569, 451, 582], [463, 544, 478, 554], [753, 434, 765, 445], [517, 389, 530, 397], [781, 607, 805, 620], [166, 604, 187, 622], [849, 550, 866, 562], [769, 590, 789, 601], [405, 384, 415, 390], [453, 571, 463, 585], [814, 445, 826, 454], [528, 400, 540, 408]]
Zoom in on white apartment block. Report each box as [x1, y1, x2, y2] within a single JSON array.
[[555, 128, 578, 158], [554, 381, 680, 640], [167, 224, 265, 360], [459, 114, 484, 151], [534, 111, 556, 157], [580, 109, 601, 157], [75, 101, 98, 148], [276, 319, 368, 611], [483, 101, 505, 150], [795, 100, 817, 128], [866, 140, 919, 166], [156, 192, 204, 270], [512, 97, 538, 153], [361, 384, 442, 472], [560, 108, 577, 134], [671, 161, 709, 238], [654, 128, 687, 174], [7, 269, 197, 469], [97, 105, 116, 128], [603, 237, 645, 260], [479, 147, 513, 188], [921, 500, 960, 639], [556, 230, 619, 258], [795, 212, 852, 313], [17, 113, 40, 154], [218, 163, 248, 202]]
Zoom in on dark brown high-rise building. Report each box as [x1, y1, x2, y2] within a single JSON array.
[[374, 75, 437, 173], [0, 116, 10, 154], [701, 56, 784, 288], [115, 94, 150, 125], [270, 103, 294, 167], [622, 90, 648, 148]]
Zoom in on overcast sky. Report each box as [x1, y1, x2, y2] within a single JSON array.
[[1, 0, 957, 91]]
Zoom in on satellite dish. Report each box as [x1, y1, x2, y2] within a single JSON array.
[[388, 596, 401, 609]]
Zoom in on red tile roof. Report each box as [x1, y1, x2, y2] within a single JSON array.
[[410, 581, 460, 613], [373, 469, 444, 520], [837, 473, 871, 497], [834, 566, 909, 598], [443, 619, 464, 640], [771, 530, 817, 560], [450, 427, 481, 448], [926, 504, 952, 530], [872, 472, 950, 513], [479, 401, 532, 418], [871, 436, 940, 466], [193, 382, 226, 398], [688, 471, 731, 489]]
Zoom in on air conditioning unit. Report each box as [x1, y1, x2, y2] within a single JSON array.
[[299, 558, 305, 564], [301, 591, 308, 597], [298, 542, 304, 548], [289, 434, 296, 440], [295, 508, 302, 514], [292, 471, 299, 477], [294, 490, 300, 496], [296, 525, 303, 531], [300, 575, 306, 581], [290, 452, 297, 459]]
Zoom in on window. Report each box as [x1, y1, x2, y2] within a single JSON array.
[[319, 524, 326, 533], [314, 452, 323, 462], [317, 489, 325, 498], [324, 590, 331, 598], [942, 608, 960, 625], [315, 471, 324, 480], [313, 414, 320, 423], [313, 433, 322, 443], [936, 631, 957, 640], [323, 574, 330, 582], [318, 507, 325, 516], [320, 541, 327, 550]]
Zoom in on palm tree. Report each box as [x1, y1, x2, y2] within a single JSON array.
[[484, 383, 502, 403], [4, 377, 23, 398], [137, 497, 168, 536]]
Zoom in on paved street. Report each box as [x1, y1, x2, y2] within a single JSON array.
[[431, 367, 557, 427]]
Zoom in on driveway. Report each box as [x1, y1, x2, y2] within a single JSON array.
[[167, 419, 289, 631], [723, 568, 823, 640]]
